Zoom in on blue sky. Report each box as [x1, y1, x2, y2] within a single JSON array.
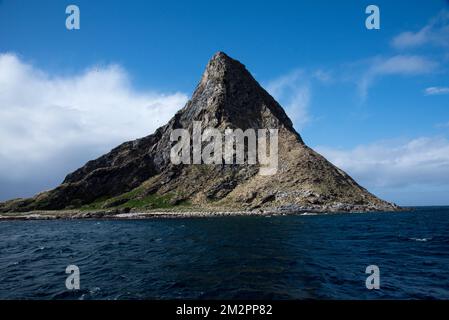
[[1, 0, 449, 205]]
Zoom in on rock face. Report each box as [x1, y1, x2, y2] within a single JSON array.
[[0, 52, 399, 213]]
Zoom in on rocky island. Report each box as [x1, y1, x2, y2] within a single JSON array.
[[0, 52, 400, 219]]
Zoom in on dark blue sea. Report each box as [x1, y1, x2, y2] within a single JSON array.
[[1, 207, 448, 299]]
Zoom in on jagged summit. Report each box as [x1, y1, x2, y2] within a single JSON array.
[[0, 52, 399, 214], [200, 51, 257, 89], [180, 51, 299, 137], [202, 51, 250, 79], [203, 51, 243, 76]]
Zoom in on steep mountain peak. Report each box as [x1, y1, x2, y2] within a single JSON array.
[[208, 51, 239, 70], [200, 51, 249, 84], [211, 51, 233, 62], [0, 52, 399, 214], [186, 52, 300, 136]]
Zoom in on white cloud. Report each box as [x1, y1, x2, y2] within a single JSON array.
[[313, 69, 332, 83], [392, 10, 449, 49], [425, 86, 449, 95], [0, 53, 188, 198], [316, 137, 449, 190], [392, 28, 431, 49], [265, 70, 311, 130], [371, 55, 437, 75], [358, 55, 437, 98]]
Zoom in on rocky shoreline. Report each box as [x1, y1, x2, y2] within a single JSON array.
[[0, 204, 405, 221]]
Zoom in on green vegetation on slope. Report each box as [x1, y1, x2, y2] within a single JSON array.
[[80, 187, 190, 211]]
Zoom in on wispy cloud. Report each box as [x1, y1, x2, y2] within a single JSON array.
[[392, 10, 449, 49], [316, 137, 449, 190], [425, 86, 449, 95], [265, 70, 311, 130], [358, 55, 437, 98], [370, 55, 437, 75], [0, 53, 188, 199], [312, 69, 333, 83], [353, 10, 449, 99], [436, 121, 449, 128]]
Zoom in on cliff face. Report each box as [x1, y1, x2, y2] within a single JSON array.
[[0, 52, 399, 213]]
